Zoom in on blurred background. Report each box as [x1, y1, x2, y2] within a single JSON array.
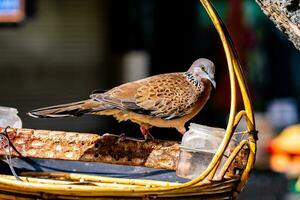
[[0, 0, 300, 199]]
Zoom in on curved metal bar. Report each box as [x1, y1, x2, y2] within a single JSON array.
[[231, 53, 256, 131], [206, 160, 221, 180], [218, 140, 249, 178], [188, 0, 237, 183], [192, 0, 257, 188], [235, 135, 256, 195], [233, 110, 247, 128]]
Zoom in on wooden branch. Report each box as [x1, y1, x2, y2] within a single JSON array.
[[0, 128, 179, 170], [256, 0, 300, 50]]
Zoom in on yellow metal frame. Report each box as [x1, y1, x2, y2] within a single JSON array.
[[0, 0, 257, 199]]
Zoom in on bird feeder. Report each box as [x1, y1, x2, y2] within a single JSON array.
[[0, 0, 257, 199]]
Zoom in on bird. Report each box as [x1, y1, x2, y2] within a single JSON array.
[[28, 58, 216, 141]]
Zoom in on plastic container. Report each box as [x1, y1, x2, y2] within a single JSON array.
[[0, 106, 22, 129], [176, 123, 237, 180]]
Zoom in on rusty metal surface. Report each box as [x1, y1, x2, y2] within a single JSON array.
[[0, 127, 248, 175], [0, 128, 179, 170]]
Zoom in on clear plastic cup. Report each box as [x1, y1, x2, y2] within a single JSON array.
[[0, 106, 22, 129], [176, 123, 237, 180]]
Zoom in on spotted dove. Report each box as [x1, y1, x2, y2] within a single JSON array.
[[28, 58, 216, 140]]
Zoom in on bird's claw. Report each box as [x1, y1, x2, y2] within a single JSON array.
[[116, 133, 127, 144], [139, 126, 155, 142], [120, 133, 154, 143], [102, 131, 154, 143], [145, 132, 154, 141]]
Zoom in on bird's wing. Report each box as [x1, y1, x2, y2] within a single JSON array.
[[91, 73, 202, 119]]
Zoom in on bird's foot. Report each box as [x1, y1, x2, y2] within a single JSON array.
[[116, 133, 149, 143], [102, 128, 154, 143], [140, 126, 154, 141], [102, 133, 130, 143], [116, 133, 127, 144], [101, 133, 127, 143]]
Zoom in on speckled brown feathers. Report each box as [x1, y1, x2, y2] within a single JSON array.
[[28, 58, 215, 135], [91, 73, 203, 120]]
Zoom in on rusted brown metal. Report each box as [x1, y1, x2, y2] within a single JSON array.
[[0, 127, 247, 174], [0, 128, 179, 170]]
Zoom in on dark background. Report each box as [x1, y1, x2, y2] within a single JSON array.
[[1, 0, 299, 135], [0, 0, 300, 199]]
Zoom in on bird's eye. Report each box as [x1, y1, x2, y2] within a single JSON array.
[[200, 65, 205, 71]]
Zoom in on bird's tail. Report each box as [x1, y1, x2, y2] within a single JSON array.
[[28, 100, 101, 118]]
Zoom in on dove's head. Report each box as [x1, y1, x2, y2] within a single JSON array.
[[188, 58, 216, 88]]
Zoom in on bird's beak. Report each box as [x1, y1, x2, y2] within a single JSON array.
[[207, 77, 216, 88]]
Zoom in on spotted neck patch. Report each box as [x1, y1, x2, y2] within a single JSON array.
[[183, 72, 203, 91]]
